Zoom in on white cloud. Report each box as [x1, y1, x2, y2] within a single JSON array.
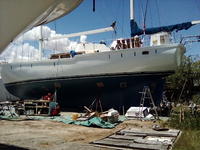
[[0, 25, 89, 62], [16, 26, 56, 42], [15, 26, 81, 51], [1, 43, 40, 63]]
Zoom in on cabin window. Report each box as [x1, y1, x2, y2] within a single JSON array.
[[121, 53, 123, 58], [10, 66, 12, 70], [155, 49, 157, 54], [142, 51, 149, 55], [134, 52, 136, 56], [153, 40, 158, 45], [160, 35, 165, 44], [31, 64, 33, 68]]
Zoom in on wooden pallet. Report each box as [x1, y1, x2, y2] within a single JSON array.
[[92, 128, 181, 150]]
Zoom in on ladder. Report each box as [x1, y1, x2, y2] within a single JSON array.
[[139, 86, 159, 120]]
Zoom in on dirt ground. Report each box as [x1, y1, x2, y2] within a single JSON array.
[[0, 113, 155, 150]]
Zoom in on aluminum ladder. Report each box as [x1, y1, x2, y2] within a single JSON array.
[[139, 86, 159, 120]]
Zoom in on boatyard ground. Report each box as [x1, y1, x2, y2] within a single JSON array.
[[0, 112, 156, 150], [1, 111, 200, 150]]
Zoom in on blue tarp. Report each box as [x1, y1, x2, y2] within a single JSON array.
[[0, 113, 126, 128], [28, 115, 126, 129]]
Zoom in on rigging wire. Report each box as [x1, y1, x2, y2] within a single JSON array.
[[138, 1, 145, 31], [54, 21, 58, 54], [92, 0, 119, 44], [148, 1, 153, 28], [155, 0, 161, 27], [120, 0, 125, 38], [21, 34, 24, 61], [143, 0, 149, 33]]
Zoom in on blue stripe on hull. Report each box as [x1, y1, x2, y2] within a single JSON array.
[[5, 74, 165, 112]]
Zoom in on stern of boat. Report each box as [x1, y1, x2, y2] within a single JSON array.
[[176, 44, 186, 67]]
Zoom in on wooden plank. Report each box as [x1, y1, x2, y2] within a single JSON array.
[[93, 139, 132, 147], [120, 129, 179, 137], [121, 132, 147, 137], [117, 131, 147, 137], [109, 135, 142, 141], [102, 138, 134, 143], [129, 143, 168, 150], [168, 129, 180, 134], [134, 138, 171, 146], [93, 144, 132, 150], [121, 128, 178, 133], [93, 139, 168, 150]]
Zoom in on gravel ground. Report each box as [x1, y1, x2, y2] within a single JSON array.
[[0, 113, 154, 150]]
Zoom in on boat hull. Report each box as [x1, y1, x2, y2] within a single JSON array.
[[4, 72, 167, 111]]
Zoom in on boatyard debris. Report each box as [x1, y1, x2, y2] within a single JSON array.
[[92, 128, 181, 150]]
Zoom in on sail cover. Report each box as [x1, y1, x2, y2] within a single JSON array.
[[0, 0, 83, 53], [130, 20, 194, 37]]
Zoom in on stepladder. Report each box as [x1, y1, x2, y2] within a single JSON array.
[[139, 86, 159, 120]]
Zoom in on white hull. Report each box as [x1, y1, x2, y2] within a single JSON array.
[[0, 0, 83, 53], [1, 43, 185, 84]]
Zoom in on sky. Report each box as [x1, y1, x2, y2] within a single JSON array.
[[1, 0, 200, 62]]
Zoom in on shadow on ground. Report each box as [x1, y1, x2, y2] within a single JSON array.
[[0, 143, 30, 150]]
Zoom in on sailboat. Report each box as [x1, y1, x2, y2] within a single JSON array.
[[1, 0, 199, 111]]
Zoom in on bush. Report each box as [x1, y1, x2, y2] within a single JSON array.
[[167, 107, 200, 130]]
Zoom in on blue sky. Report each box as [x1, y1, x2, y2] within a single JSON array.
[[47, 0, 200, 56]]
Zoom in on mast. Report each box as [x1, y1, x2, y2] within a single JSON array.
[[130, 0, 138, 37], [130, 0, 134, 21]]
